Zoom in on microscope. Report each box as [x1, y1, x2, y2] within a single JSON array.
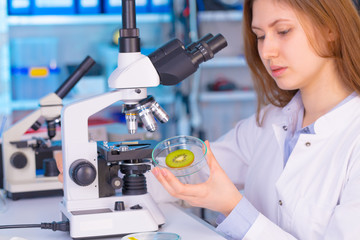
[[60, 0, 227, 238], [1, 56, 95, 200]]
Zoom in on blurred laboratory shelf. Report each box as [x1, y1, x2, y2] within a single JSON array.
[[199, 90, 256, 103], [201, 56, 247, 68], [7, 13, 172, 26], [0, 0, 175, 117], [198, 10, 243, 22], [187, 6, 256, 140]]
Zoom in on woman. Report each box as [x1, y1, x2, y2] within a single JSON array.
[[152, 0, 360, 239]]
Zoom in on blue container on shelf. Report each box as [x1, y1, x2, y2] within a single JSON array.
[[7, 0, 32, 15], [10, 37, 61, 101], [103, 0, 150, 14], [32, 0, 76, 15], [76, 0, 100, 14], [150, 0, 171, 13]]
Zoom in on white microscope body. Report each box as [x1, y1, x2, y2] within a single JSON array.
[[60, 53, 166, 238], [60, 1, 227, 237]]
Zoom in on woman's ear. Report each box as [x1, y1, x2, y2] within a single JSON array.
[[327, 27, 337, 42]]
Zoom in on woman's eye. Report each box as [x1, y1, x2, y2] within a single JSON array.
[[278, 29, 290, 35], [256, 35, 265, 40]]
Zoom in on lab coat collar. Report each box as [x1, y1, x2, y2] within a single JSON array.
[[279, 91, 360, 137], [272, 92, 303, 154], [314, 93, 360, 135], [281, 91, 303, 135]]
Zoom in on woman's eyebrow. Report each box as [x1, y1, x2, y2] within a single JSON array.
[[252, 18, 291, 30]]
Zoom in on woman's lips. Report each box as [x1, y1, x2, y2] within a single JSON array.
[[270, 66, 287, 77]]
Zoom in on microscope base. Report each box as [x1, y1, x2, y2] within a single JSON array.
[[5, 178, 63, 200], [60, 193, 166, 238], [7, 189, 63, 200]]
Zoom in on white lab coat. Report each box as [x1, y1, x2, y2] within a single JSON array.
[[210, 93, 360, 239]]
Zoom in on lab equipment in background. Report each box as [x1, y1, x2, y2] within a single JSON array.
[[200, 95, 256, 141], [10, 37, 60, 101], [0, 143, 3, 190], [67, 62, 106, 99], [1, 56, 95, 200], [32, 0, 75, 15], [60, 0, 227, 238], [150, 0, 171, 13], [7, 0, 32, 15], [0, 116, 4, 189], [207, 77, 237, 91], [103, 0, 150, 14], [196, 0, 243, 11], [75, 0, 101, 14]]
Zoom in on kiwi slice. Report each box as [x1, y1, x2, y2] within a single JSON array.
[[165, 149, 195, 168]]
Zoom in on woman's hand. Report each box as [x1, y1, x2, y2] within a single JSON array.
[[54, 151, 63, 183], [151, 140, 243, 216]]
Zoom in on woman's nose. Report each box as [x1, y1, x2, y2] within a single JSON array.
[[260, 36, 279, 60]]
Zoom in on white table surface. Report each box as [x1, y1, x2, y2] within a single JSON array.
[[0, 194, 226, 240]]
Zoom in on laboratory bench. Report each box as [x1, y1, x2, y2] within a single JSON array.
[[0, 194, 226, 240]]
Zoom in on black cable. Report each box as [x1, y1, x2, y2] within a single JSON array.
[[0, 224, 40, 229], [0, 221, 69, 232]]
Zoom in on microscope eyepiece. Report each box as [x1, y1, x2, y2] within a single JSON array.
[[206, 33, 228, 56], [148, 33, 228, 86]]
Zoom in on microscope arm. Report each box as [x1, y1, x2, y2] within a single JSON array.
[[61, 88, 148, 201], [2, 92, 63, 143], [2, 109, 42, 143], [4, 56, 96, 144]]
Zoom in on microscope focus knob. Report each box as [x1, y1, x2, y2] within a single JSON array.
[[69, 160, 97, 186], [10, 152, 27, 169], [111, 177, 123, 190]]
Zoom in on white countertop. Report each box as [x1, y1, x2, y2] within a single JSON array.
[[0, 194, 226, 240]]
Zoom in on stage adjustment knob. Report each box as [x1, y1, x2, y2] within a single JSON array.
[[69, 160, 96, 186], [43, 158, 60, 177], [10, 152, 27, 169], [114, 201, 125, 211]]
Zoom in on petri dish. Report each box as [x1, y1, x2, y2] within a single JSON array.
[[121, 232, 181, 240], [152, 135, 207, 177]]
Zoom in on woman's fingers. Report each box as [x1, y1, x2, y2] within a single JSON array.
[[54, 151, 64, 183], [152, 167, 207, 199], [151, 167, 178, 196], [54, 151, 63, 173], [58, 173, 63, 183], [204, 140, 222, 171]]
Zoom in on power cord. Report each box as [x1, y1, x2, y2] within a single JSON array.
[[0, 221, 69, 232]]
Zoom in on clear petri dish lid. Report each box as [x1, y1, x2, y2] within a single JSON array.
[[152, 135, 207, 177], [121, 232, 181, 240]]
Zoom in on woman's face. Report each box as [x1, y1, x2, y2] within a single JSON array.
[[251, 0, 332, 92]]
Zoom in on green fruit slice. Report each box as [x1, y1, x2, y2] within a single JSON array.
[[165, 149, 195, 168]]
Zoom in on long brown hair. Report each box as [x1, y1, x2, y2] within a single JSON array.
[[243, 0, 360, 125]]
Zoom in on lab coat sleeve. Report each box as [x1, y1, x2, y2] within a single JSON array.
[[243, 214, 297, 240], [216, 197, 260, 239], [216, 198, 296, 240]]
